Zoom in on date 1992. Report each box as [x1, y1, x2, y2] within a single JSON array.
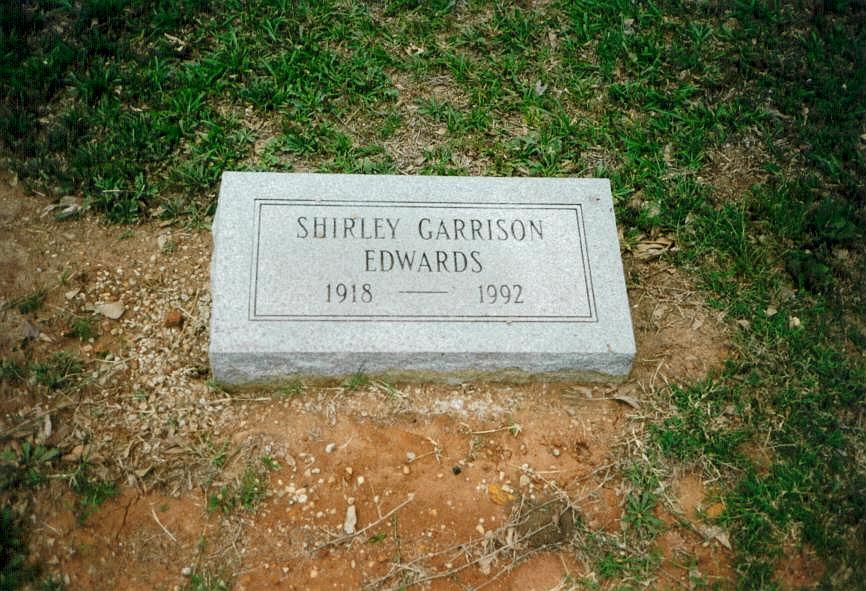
[[479, 284, 524, 304]]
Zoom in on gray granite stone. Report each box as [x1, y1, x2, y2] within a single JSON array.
[[209, 172, 635, 384]]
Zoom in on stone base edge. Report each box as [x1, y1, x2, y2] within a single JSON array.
[[210, 352, 634, 388]]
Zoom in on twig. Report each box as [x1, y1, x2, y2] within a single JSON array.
[[369, 480, 382, 520], [379, 522, 556, 591], [424, 436, 443, 462], [208, 397, 272, 403], [406, 450, 437, 464], [313, 493, 415, 551], [464, 425, 513, 435], [150, 507, 177, 543], [368, 509, 561, 591]]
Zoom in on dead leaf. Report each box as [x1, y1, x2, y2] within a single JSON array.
[[94, 301, 124, 320], [164, 309, 184, 328], [163, 32, 187, 52], [766, 107, 791, 120], [63, 444, 85, 463], [487, 483, 516, 506], [663, 143, 674, 166], [36, 414, 52, 443], [634, 236, 674, 260], [705, 502, 725, 519], [623, 17, 635, 35], [612, 394, 641, 409], [478, 553, 494, 575], [696, 524, 732, 549], [41, 196, 83, 220], [22, 319, 41, 340]]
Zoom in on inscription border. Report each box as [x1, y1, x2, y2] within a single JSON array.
[[248, 199, 598, 323]]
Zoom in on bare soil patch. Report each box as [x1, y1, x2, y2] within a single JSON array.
[[0, 173, 764, 589]]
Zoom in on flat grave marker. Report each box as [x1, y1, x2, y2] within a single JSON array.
[[209, 173, 635, 384]]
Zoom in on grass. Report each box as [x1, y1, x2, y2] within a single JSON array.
[[5, 290, 47, 315], [342, 370, 371, 391], [276, 377, 304, 398], [69, 461, 117, 523], [207, 460, 272, 515], [0, 359, 27, 385], [0, 443, 61, 589], [2, 351, 85, 390], [0, 444, 59, 493], [0, 505, 38, 590], [181, 570, 229, 591], [30, 351, 83, 390], [1, 0, 398, 221], [64, 316, 97, 341], [1, 1, 864, 589]]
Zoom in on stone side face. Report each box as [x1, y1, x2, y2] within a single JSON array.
[[209, 172, 635, 384]]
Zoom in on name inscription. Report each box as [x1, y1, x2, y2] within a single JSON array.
[[250, 199, 597, 322]]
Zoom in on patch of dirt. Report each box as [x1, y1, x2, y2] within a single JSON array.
[[625, 257, 731, 391], [27, 486, 213, 591], [229, 397, 622, 590], [701, 131, 772, 203], [653, 472, 735, 588], [0, 173, 741, 589], [774, 543, 825, 591], [380, 71, 493, 176], [0, 169, 217, 494], [675, 472, 709, 521]]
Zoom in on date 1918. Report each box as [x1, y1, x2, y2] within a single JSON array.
[[326, 283, 373, 303]]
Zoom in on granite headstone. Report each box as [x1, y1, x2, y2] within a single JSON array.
[[209, 172, 635, 384]]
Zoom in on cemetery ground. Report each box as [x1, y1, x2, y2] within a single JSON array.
[[1, 2, 864, 591], [0, 170, 753, 590]]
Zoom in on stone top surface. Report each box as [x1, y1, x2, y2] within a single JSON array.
[[209, 172, 635, 381]]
